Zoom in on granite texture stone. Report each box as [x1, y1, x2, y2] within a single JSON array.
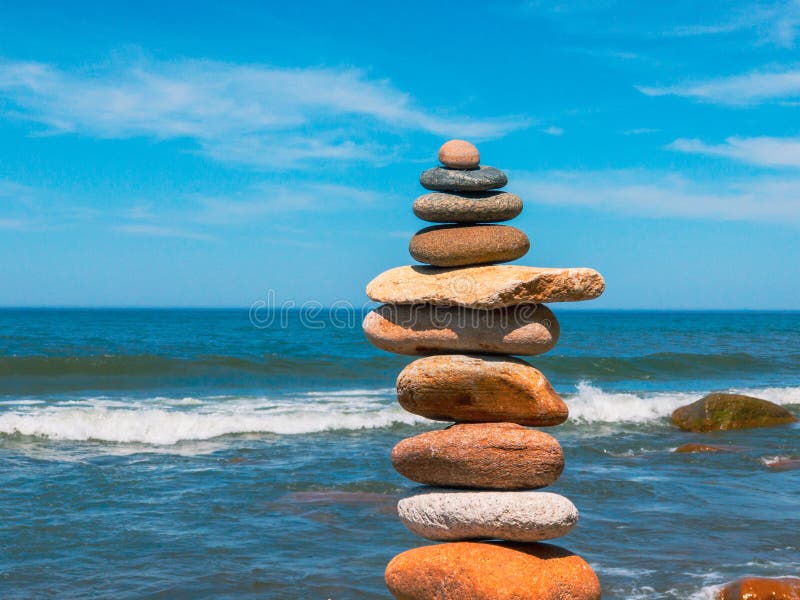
[[397, 491, 578, 542], [420, 166, 507, 192], [413, 191, 523, 223]]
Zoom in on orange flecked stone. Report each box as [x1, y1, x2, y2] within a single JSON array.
[[385, 541, 601, 600], [717, 577, 800, 600], [396, 355, 567, 426], [438, 139, 480, 170]]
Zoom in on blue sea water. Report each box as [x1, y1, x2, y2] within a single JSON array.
[[0, 308, 798, 599]]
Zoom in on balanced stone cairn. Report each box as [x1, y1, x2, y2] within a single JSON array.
[[363, 139, 606, 599]]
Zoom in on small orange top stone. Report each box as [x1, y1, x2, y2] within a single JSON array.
[[438, 139, 480, 170]]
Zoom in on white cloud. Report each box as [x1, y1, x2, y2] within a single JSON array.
[[637, 68, 800, 105], [669, 136, 800, 167], [514, 169, 800, 222], [543, 126, 564, 136], [0, 57, 529, 168]]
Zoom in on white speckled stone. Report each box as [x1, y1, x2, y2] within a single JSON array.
[[397, 491, 578, 542]]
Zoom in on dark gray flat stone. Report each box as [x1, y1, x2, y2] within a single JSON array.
[[420, 166, 507, 192], [413, 191, 522, 223]]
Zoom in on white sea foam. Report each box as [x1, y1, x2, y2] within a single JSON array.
[[0, 391, 427, 445], [565, 382, 800, 424]]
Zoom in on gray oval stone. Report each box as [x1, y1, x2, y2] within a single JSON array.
[[397, 491, 578, 542], [413, 191, 523, 223], [420, 166, 508, 192]]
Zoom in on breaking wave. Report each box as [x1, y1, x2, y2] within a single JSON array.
[[0, 384, 797, 445]]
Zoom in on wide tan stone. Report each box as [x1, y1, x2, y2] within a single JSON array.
[[392, 422, 564, 488], [385, 541, 601, 600], [362, 304, 559, 356], [409, 225, 530, 267], [438, 139, 480, 170], [366, 265, 605, 309], [395, 355, 567, 426]]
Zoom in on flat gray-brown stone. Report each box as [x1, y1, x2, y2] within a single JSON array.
[[362, 303, 559, 356], [409, 225, 529, 267], [366, 265, 605, 309], [413, 191, 523, 223], [397, 491, 578, 542], [420, 166, 507, 192]]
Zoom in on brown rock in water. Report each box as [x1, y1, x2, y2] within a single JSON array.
[[717, 577, 800, 600], [366, 265, 605, 309], [438, 139, 480, 170], [413, 191, 523, 224], [409, 224, 530, 267], [362, 303, 559, 356], [385, 541, 601, 600], [391, 422, 564, 488], [396, 355, 567, 426], [671, 393, 797, 432], [764, 457, 800, 471], [674, 443, 733, 454]]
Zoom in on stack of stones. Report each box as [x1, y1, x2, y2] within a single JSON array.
[[362, 140, 606, 600]]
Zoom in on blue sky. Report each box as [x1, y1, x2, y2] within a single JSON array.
[[1, 0, 799, 309]]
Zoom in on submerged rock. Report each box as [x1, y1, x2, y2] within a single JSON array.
[[385, 541, 601, 600], [671, 393, 797, 432], [763, 457, 800, 471], [674, 443, 734, 453], [717, 576, 800, 599]]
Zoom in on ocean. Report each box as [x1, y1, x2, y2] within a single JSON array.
[[0, 308, 798, 599]]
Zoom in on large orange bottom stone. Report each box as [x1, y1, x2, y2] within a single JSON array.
[[385, 542, 601, 600]]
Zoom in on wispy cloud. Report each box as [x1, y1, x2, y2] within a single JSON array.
[[664, 1, 800, 47], [637, 67, 800, 105], [669, 136, 800, 168], [2, 176, 389, 238], [624, 128, 660, 135], [523, 0, 800, 47], [191, 182, 390, 225], [514, 169, 800, 223], [114, 223, 214, 241], [543, 126, 564, 136], [0, 56, 529, 168]]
